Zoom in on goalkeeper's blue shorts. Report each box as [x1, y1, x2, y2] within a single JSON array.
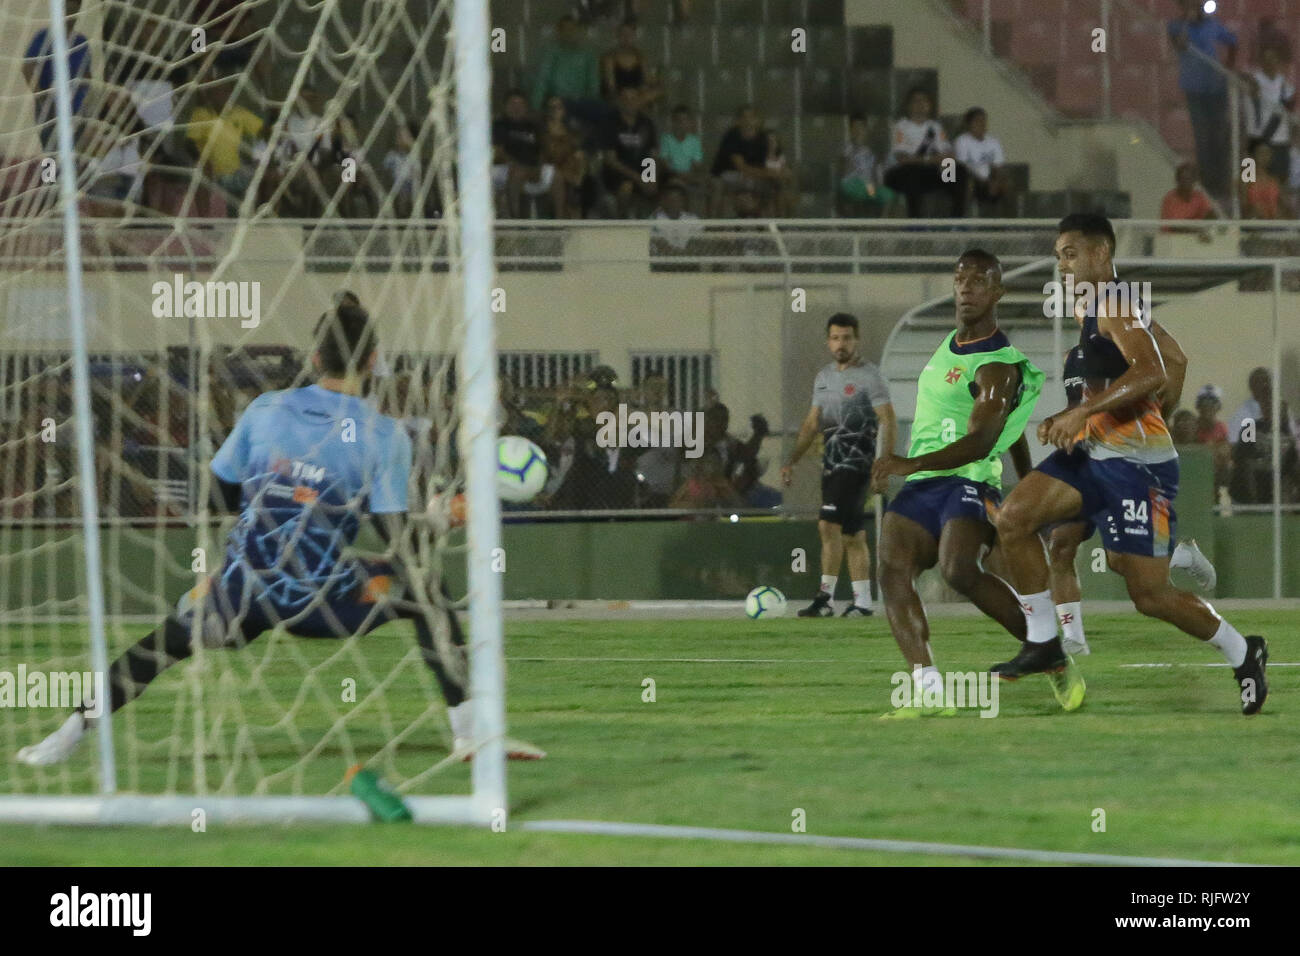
[[175, 558, 403, 648]]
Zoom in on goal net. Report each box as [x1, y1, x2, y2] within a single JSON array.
[[0, 0, 507, 825]]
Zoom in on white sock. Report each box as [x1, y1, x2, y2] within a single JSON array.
[[851, 579, 872, 608], [447, 700, 474, 740], [913, 664, 943, 703], [1208, 618, 1247, 668], [1056, 602, 1085, 644], [1022, 590, 1058, 644], [820, 574, 837, 597], [1169, 541, 1191, 569]]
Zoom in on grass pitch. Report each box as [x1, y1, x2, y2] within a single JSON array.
[[2, 611, 1296, 865]]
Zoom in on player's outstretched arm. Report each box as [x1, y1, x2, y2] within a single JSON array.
[[1045, 312, 1167, 448], [1148, 320, 1188, 419], [873, 362, 1020, 486]]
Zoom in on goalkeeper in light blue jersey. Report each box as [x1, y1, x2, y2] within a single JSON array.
[[18, 301, 543, 767]]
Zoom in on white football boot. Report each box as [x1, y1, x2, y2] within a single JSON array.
[[16, 711, 88, 767], [1172, 539, 1217, 592], [447, 700, 546, 761]]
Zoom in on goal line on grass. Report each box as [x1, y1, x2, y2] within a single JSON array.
[[518, 819, 1258, 867]]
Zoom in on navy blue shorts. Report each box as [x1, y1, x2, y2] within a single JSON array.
[[886, 475, 1000, 543], [1036, 448, 1178, 557], [176, 559, 403, 647]]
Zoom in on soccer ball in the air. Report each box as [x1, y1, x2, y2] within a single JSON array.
[[497, 436, 548, 502], [744, 586, 787, 619]]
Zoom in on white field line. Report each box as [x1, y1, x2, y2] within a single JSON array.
[[1119, 662, 1299, 668], [517, 819, 1258, 867]]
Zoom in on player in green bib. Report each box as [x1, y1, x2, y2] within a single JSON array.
[[870, 249, 1081, 717]]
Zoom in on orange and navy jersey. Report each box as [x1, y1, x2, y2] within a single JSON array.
[[1077, 386, 1175, 464], [1074, 312, 1177, 465]]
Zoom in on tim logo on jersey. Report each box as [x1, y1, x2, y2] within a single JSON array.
[[270, 457, 326, 504]]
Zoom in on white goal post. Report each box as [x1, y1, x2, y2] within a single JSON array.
[[0, 0, 506, 826]]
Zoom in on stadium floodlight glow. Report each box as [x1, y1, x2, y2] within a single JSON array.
[[0, 0, 507, 827]]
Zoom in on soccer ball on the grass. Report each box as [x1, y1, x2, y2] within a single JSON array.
[[497, 435, 549, 503], [744, 586, 787, 619]]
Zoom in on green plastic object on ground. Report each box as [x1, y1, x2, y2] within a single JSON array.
[[346, 765, 413, 822]]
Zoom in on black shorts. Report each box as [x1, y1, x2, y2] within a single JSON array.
[[820, 468, 871, 534]]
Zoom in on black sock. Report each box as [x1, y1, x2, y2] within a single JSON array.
[[81, 616, 194, 717]]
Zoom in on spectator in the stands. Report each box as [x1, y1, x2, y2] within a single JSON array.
[[531, 16, 605, 135], [1194, 384, 1229, 444], [1193, 383, 1232, 492], [710, 105, 784, 216], [281, 87, 331, 166], [327, 111, 379, 217], [492, 90, 553, 218], [542, 96, 591, 218], [1241, 139, 1288, 219], [650, 181, 702, 251], [103, 27, 210, 217], [763, 130, 798, 217], [552, 385, 638, 510], [1171, 409, 1198, 446], [85, 99, 145, 206], [1243, 43, 1296, 186], [600, 85, 658, 218], [602, 18, 661, 109], [1229, 367, 1298, 446], [660, 104, 706, 208], [669, 450, 744, 509], [703, 404, 781, 509], [267, 86, 331, 217], [384, 120, 424, 218], [635, 446, 683, 508], [185, 74, 266, 213], [1229, 396, 1298, 505], [111, 26, 186, 167], [954, 106, 1012, 216], [200, 0, 270, 93], [1167, 0, 1237, 201], [883, 87, 966, 217], [22, 0, 91, 152], [838, 112, 892, 216], [1160, 161, 1216, 234], [636, 373, 670, 412]]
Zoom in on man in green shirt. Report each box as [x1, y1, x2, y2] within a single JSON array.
[[870, 249, 1081, 716], [531, 16, 604, 130]]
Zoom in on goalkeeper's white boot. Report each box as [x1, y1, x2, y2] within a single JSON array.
[[447, 701, 546, 761], [16, 711, 88, 767]]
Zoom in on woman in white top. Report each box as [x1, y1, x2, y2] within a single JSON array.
[[882, 87, 966, 217], [953, 107, 1013, 215]]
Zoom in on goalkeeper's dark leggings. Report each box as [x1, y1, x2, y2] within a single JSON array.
[[86, 588, 469, 717]]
